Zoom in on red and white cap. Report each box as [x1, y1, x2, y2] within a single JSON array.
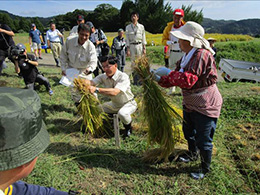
[[173, 9, 184, 17]]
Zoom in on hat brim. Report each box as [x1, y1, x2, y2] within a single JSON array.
[[0, 121, 50, 171], [170, 30, 203, 48]]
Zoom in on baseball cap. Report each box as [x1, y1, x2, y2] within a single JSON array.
[[16, 43, 26, 51], [118, 28, 124, 32], [173, 9, 184, 17], [0, 87, 50, 171], [86, 21, 94, 29], [31, 23, 36, 27], [77, 15, 84, 21]]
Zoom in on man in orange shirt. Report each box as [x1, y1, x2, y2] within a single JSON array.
[[162, 9, 185, 94]]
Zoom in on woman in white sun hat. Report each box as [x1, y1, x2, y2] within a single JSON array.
[[154, 21, 223, 179]]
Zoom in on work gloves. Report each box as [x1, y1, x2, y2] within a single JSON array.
[[150, 67, 172, 82]]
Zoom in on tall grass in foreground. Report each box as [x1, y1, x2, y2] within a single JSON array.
[[74, 78, 108, 136], [134, 57, 182, 162]]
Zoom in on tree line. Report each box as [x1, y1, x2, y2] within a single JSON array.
[[0, 1, 203, 34]]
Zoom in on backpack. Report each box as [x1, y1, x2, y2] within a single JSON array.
[[98, 29, 110, 56]]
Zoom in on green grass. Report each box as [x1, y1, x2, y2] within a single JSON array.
[[1, 60, 259, 194], [215, 38, 260, 63]]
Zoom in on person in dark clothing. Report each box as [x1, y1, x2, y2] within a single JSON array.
[[13, 43, 53, 95], [111, 28, 126, 72], [86, 21, 108, 77], [0, 23, 15, 75]]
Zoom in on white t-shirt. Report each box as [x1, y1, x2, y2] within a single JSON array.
[[169, 26, 181, 50]]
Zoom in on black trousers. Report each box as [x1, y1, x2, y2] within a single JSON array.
[[93, 58, 104, 77], [26, 74, 51, 91], [0, 50, 8, 74]]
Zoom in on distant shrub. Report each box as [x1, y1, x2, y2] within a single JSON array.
[[215, 40, 260, 63], [18, 29, 25, 33]]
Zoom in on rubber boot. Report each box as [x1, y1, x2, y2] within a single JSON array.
[[190, 150, 212, 180], [178, 139, 198, 162], [123, 122, 132, 139], [200, 150, 212, 174], [178, 150, 198, 163]]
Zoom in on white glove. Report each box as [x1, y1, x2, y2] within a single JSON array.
[[166, 40, 173, 45]]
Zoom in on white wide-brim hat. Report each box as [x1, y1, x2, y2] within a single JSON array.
[[170, 21, 215, 55]]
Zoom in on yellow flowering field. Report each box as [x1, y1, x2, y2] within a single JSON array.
[[106, 32, 254, 46]]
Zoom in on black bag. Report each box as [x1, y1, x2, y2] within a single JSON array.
[[98, 29, 110, 56]]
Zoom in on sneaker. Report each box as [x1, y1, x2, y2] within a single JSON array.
[[56, 64, 60, 67], [48, 89, 53, 96], [39, 57, 43, 60], [190, 172, 205, 180]]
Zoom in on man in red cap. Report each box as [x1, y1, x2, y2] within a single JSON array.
[[69, 15, 85, 37], [162, 8, 185, 94]]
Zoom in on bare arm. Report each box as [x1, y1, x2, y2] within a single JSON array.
[[25, 59, 38, 66], [14, 60, 20, 74], [0, 28, 14, 36], [89, 86, 121, 96], [40, 35, 44, 43], [29, 36, 32, 45]]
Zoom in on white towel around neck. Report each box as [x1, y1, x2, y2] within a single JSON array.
[[179, 47, 198, 73]]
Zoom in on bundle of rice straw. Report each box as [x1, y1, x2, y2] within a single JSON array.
[[74, 78, 108, 137], [134, 57, 182, 162]]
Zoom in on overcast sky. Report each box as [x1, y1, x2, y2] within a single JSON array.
[[1, 0, 260, 20]]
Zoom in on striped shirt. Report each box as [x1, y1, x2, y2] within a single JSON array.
[[159, 48, 222, 118]]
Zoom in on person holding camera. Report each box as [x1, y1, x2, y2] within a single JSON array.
[[0, 23, 15, 76], [111, 29, 126, 72], [13, 43, 53, 95]]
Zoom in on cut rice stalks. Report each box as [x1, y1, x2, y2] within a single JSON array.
[[74, 78, 109, 137], [134, 57, 183, 163]]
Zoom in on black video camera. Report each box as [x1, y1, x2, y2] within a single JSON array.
[[8, 45, 25, 59]]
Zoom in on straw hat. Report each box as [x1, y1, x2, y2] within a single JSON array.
[[170, 21, 215, 54], [207, 37, 217, 42], [0, 87, 50, 171]]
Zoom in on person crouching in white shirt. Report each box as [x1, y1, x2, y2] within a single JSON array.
[[81, 55, 137, 139]]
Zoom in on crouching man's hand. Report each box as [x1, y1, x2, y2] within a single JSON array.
[[88, 86, 96, 94]]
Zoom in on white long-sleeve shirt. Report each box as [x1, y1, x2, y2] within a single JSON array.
[[125, 23, 147, 47], [60, 36, 97, 72]]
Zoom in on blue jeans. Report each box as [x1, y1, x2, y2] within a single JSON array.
[[183, 109, 217, 173]]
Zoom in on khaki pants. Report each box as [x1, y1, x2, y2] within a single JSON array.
[[50, 42, 62, 59], [169, 51, 184, 69], [129, 44, 143, 68], [102, 100, 137, 125]]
